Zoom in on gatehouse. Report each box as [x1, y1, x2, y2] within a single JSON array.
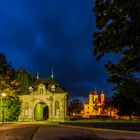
[[18, 73, 68, 122]]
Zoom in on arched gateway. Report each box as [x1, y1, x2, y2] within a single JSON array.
[[18, 76, 68, 122], [34, 102, 48, 121]]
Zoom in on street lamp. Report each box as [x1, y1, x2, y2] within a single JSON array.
[[1, 93, 6, 126]]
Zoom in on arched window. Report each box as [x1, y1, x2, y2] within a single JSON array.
[[55, 101, 60, 116], [24, 102, 29, 116], [55, 101, 59, 109], [40, 88, 43, 94], [25, 102, 29, 109]]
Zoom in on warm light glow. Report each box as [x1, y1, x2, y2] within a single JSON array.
[[81, 111, 84, 114], [1, 93, 6, 97]]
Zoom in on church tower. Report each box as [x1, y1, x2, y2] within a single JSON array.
[[101, 91, 105, 104], [89, 91, 93, 105], [93, 88, 98, 102]]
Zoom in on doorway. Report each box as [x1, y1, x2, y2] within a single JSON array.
[[34, 102, 49, 121]]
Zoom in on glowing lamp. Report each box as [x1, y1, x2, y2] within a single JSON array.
[[1, 93, 6, 97]]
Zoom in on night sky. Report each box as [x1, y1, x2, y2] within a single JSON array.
[[0, 0, 115, 100]]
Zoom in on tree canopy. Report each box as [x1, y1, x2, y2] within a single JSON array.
[[68, 99, 83, 117], [93, 0, 140, 103], [16, 68, 35, 94], [0, 52, 19, 97], [0, 52, 21, 121]]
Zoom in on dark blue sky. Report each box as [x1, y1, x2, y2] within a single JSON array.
[[0, 0, 114, 99]]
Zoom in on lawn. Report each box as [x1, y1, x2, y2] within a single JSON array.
[[65, 118, 140, 123]]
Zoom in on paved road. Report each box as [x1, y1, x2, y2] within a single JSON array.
[[0, 124, 140, 140]]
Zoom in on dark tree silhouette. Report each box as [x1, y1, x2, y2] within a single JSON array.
[[16, 68, 34, 93], [93, 0, 140, 103], [68, 99, 83, 117]]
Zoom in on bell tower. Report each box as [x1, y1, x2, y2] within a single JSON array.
[[89, 91, 93, 105], [101, 91, 105, 104], [93, 87, 98, 102]]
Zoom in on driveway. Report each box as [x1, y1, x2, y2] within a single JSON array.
[[0, 124, 139, 140]]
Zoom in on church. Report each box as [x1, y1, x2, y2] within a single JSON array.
[[83, 89, 105, 117], [83, 89, 118, 118], [18, 71, 69, 122]]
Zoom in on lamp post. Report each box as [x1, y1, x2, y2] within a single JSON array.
[[1, 93, 6, 126]]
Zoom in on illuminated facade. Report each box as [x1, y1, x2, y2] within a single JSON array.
[[83, 90, 118, 118], [18, 74, 68, 122], [83, 90, 105, 117]]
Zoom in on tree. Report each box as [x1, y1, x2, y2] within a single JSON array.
[[93, 0, 140, 102], [103, 97, 114, 115], [68, 99, 83, 117], [0, 52, 21, 120], [112, 94, 140, 119], [0, 52, 19, 97], [16, 68, 34, 93], [0, 97, 21, 121]]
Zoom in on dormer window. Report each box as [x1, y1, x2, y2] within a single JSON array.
[[29, 86, 33, 92], [51, 85, 55, 91]]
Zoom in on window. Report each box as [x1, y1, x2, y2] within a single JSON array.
[[24, 102, 29, 116], [40, 88, 43, 94], [25, 102, 29, 109], [55, 101, 60, 116], [51, 85, 55, 91], [55, 101, 59, 109]]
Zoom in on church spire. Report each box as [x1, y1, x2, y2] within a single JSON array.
[[36, 71, 39, 80], [51, 67, 54, 78]]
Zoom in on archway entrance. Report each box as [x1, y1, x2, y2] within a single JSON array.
[[34, 102, 49, 121]]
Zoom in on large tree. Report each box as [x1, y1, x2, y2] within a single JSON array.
[[93, 0, 140, 103], [0, 53, 19, 96], [68, 99, 83, 117], [16, 68, 35, 93], [0, 52, 21, 121], [112, 94, 140, 119]]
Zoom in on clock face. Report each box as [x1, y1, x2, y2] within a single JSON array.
[[51, 85, 55, 91]]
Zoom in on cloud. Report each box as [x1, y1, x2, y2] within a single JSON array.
[[0, 0, 113, 99]]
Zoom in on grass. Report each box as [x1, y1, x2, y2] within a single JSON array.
[[4, 121, 59, 125], [2, 118, 140, 126], [64, 118, 140, 123]]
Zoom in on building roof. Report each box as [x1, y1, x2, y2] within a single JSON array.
[[93, 90, 98, 95], [32, 77, 67, 94], [49, 86, 66, 93], [32, 77, 57, 86]]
